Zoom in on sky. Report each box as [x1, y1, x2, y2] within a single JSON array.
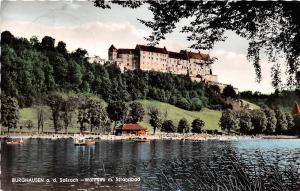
[[0, 1, 286, 93]]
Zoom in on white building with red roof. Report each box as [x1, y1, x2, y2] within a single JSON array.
[[108, 44, 218, 83]]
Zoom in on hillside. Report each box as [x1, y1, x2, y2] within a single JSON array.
[[241, 99, 260, 110], [138, 100, 222, 132], [16, 100, 222, 133]]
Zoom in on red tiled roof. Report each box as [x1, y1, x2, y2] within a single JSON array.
[[168, 51, 188, 60], [118, 49, 135, 54], [117, 123, 146, 131], [136, 45, 168, 54], [187, 51, 209, 61], [292, 102, 300, 115]]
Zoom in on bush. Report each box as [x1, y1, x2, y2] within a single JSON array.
[[239, 111, 252, 134], [161, 120, 176, 133], [219, 109, 239, 133], [191, 118, 205, 133], [250, 109, 267, 134], [176, 97, 191, 110], [177, 118, 190, 133]]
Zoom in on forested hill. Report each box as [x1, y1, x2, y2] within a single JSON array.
[[1, 31, 227, 110]]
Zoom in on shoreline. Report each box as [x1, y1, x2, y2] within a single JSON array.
[[1, 133, 299, 141]]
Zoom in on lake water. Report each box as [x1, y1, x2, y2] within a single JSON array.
[[1, 139, 300, 191]]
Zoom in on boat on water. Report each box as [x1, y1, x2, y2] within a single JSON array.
[[6, 138, 24, 145], [74, 137, 96, 146], [132, 137, 150, 143]]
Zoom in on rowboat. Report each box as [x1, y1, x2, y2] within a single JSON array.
[[132, 137, 150, 143], [6, 138, 24, 145], [74, 138, 96, 146]]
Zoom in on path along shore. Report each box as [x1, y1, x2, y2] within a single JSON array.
[[0, 133, 298, 141]]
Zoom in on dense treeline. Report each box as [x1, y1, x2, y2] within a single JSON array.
[[1, 31, 226, 111], [240, 90, 300, 110], [219, 107, 300, 135]]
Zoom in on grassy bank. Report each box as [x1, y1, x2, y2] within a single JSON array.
[[137, 100, 222, 131], [17, 99, 223, 133]]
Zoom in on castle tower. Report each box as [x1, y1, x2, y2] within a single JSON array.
[[108, 44, 117, 60]]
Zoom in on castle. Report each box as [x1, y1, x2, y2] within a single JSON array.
[[108, 44, 218, 83]]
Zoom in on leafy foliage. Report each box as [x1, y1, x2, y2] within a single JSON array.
[[239, 111, 252, 134], [222, 85, 237, 99], [191, 118, 205, 133], [274, 107, 288, 134], [148, 106, 163, 134], [250, 109, 267, 134], [1, 31, 227, 111], [261, 106, 277, 134], [94, 1, 300, 88], [127, 102, 145, 123], [1, 95, 19, 132], [177, 118, 190, 133], [219, 109, 239, 133], [106, 101, 128, 134], [161, 120, 176, 133]]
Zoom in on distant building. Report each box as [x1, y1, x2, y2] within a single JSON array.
[[108, 44, 218, 83], [115, 123, 147, 135], [88, 56, 106, 65]]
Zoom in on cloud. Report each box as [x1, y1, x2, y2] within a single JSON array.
[[211, 49, 282, 93], [0, 20, 150, 58]]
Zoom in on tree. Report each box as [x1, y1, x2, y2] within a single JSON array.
[[37, 106, 45, 133], [127, 102, 145, 123], [177, 118, 190, 133], [190, 98, 203, 111], [176, 97, 191, 110], [191, 118, 205, 133], [161, 120, 176, 133], [94, 1, 300, 87], [274, 107, 288, 134], [210, 85, 221, 94], [262, 106, 277, 134], [77, 105, 89, 133], [1, 95, 19, 133], [106, 101, 128, 134], [61, 96, 79, 133], [222, 85, 237, 99], [47, 93, 64, 133], [68, 59, 82, 89], [294, 115, 300, 135], [219, 109, 239, 133], [250, 109, 267, 134], [41, 36, 55, 51], [148, 106, 163, 135], [56, 41, 67, 56], [285, 112, 295, 134], [87, 97, 111, 132], [239, 111, 252, 134], [1, 31, 15, 45]]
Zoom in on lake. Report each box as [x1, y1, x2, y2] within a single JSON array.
[[1, 139, 300, 191]]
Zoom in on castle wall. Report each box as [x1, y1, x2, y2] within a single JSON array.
[[108, 44, 217, 83], [117, 53, 136, 71], [139, 51, 168, 72]]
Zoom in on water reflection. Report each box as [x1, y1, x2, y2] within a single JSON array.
[[1, 139, 300, 190]]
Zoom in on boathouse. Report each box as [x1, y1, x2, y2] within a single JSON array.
[[292, 102, 300, 116], [115, 123, 147, 135]]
